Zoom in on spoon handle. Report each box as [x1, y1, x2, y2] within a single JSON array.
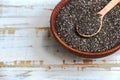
[[98, 0, 120, 17]]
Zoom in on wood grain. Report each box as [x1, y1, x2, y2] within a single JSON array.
[[0, 0, 120, 80]]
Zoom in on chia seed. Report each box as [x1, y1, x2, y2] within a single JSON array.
[[76, 14, 101, 35], [55, 0, 120, 52]]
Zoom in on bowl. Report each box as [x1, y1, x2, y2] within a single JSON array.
[[50, 0, 120, 58]]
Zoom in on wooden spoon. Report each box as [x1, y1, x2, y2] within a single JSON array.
[[77, 0, 120, 38], [98, 0, 120, 18]]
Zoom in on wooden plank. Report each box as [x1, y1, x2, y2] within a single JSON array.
[[0, 0, 60, 28]]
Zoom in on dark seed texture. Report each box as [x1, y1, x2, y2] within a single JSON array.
[[76, 13, 101, 35], [55, 0, 120, 52]]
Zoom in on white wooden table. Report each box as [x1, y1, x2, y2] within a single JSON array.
[[0, 0, 120, 80]]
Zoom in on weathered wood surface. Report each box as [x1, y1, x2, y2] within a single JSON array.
[[0, 0, 120, 80]]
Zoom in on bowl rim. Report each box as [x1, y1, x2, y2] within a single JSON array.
[[50, 0, 120, 58]]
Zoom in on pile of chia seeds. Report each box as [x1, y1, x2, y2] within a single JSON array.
[[55, 0, 120, 52]]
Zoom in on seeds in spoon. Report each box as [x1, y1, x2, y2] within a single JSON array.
[[76, 14, 101, 35]]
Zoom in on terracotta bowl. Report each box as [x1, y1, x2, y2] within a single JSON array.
[[50, 0, 120, 58]]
